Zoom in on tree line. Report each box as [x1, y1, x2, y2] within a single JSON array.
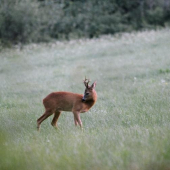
[[0, 0, 170, 45]]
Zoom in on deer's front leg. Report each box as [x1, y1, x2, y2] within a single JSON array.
[[73, 112, 82, 128], [74, 115, 78, 126]]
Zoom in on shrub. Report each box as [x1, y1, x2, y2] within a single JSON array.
[[0, 0, 42, 45], [0, 0, 169, 45], [146, 7, 165, 26]]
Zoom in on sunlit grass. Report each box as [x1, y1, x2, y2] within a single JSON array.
[[0, 29, 170, 170]]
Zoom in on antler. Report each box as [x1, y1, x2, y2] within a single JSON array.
[[83, 76, 90, 88]]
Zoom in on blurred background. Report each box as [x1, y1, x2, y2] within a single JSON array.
[[0, 0, 170, 46]]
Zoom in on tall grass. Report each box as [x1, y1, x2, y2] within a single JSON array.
[[0, 29, 170, 170]]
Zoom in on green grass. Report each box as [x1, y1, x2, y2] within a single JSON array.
[[0, 29, 170, 170]]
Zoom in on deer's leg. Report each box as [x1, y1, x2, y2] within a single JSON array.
[[51, 110, 61, 128], [73, 112, 82, 128], [74, 115, 78, 126], [37, 109, 53, 130]]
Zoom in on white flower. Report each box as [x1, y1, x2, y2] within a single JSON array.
[[161, 79, 165, 83]]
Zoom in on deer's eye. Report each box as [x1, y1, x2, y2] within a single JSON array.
[[86, 92, 89, 96]]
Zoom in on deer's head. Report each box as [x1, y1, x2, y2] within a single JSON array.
[[82, 77, 97, 102]]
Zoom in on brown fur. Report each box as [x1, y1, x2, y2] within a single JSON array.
[[37, 80, 97, 130]]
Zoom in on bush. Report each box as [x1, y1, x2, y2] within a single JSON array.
[[146, 7, 165, 26], [0, 0, 169, 45], [0, 0, 42, 45]]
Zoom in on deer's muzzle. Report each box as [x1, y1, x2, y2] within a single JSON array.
[[82, 96, 86, 102]]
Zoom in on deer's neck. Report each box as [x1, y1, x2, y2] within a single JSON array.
[[84, 93, 97, 109]]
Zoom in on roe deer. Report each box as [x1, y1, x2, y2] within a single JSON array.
[[37, 78, 97, 130]]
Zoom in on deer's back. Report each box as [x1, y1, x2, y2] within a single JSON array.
[[43, 92, 83, 111]]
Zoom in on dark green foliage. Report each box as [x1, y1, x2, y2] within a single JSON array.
[[159, 68, 170, 74], [0, 0, 170, 45], [146, 7, 165, 26], [0, 0, 40, 45]]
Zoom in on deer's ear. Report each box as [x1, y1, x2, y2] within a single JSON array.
[[91, 81, 97, 89]]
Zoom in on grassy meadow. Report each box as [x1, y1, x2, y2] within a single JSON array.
[[0, 29, 170, 170]]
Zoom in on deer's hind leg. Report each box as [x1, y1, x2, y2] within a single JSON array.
[[37, 109, 54, 130], [51, 110, 61, 128]]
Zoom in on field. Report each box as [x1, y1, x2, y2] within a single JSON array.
[[0, 29, 170, 170]]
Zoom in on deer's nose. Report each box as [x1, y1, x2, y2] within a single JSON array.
[[82, 96, 86, 102]]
